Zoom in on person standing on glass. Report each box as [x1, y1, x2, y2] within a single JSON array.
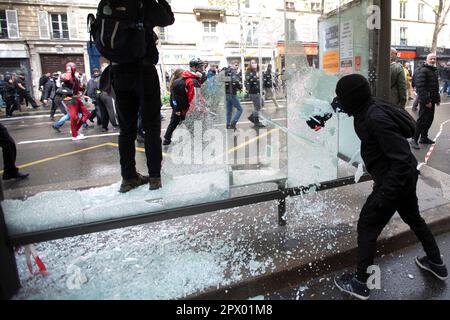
[[110, 0, 175, 193]]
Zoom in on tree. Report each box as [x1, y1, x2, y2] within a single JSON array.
[[420, 0, 450, 52]]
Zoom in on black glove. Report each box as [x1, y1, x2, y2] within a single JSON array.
[[306, 113, 333, 131]]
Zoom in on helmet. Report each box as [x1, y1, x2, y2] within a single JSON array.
[[66, 62, 77, 74], [189, 58, 205, 69]]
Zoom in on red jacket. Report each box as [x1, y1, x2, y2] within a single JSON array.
[[182, 70, 206, 113]]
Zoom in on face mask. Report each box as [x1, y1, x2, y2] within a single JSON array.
[[251, 63, 258, 69]]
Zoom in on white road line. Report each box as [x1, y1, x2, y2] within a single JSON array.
[[18, 133, 121, 145], [0, 114, 66, 122], [418, 118, 450, 170]]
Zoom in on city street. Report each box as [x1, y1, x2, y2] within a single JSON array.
[[1, 97, 450, 200], [0, 99, 289, 199]]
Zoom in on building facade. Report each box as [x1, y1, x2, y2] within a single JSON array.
[[391, 0, 450, 69], [0, 0, 96, 96]]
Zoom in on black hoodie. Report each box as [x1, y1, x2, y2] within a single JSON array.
[[353, 97, 418, 203]]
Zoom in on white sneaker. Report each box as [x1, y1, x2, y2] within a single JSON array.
[[77, 134, 87, 140]]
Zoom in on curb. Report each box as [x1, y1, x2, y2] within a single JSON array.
[[189, 203, 450, 300]]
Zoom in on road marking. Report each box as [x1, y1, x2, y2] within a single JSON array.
[[105, 142, 169, 157], [227, 128, 279, 154], [17, 133, 121, 145], [0, 114, 64, 122], [0, 143, 112, 174], [418, 118, 450, 170]]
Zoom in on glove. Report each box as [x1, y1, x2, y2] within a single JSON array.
[[306, 113, 333, 131]]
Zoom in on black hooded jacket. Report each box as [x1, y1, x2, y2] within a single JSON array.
[[353, 97, 418, 202], [414, 64, 440, 105]]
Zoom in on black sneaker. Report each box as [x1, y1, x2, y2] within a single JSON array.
[[149, 177, 162, 191], [52, 125, 61, 132], [415, 256, 448, 281], [334, 273, 370, 300], [409, 139, 420, 150], [163, 139, 171, 146], [3, 171, 29, 181], [102, 128, 109, 133], [420, 137, 435, 145], [247, 115, 256, 124], [119, 173, 149, 193]]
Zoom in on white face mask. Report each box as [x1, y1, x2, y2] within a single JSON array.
[[251, 63, 258, 69]]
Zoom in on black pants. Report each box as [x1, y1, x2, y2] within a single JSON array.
[[413, 103, 435, 141], [5, 96, 19, 116], [89, 104, 102, 125], [112, 63, 162, 180], [0, 123, 18, 177], [356, 172, 441, 281], [97, 93, 118, 129], [164, 110, 184, 142], [50, 95, 67, 118], [19, 91, 38, 108]]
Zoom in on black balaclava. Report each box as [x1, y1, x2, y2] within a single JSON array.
[[335, 74, 372, 116]]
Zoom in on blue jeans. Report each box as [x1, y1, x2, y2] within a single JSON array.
[[226, 94, 243, 126], [53, 113, 86, 129], [249, 93, 263, 117], [53, 113, 70, 129], [443, 79, 450, 95]]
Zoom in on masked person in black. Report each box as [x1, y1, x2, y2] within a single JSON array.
[[332, 74, 447, 300], [110, 0, 174, 193]]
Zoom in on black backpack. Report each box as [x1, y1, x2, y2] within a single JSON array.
[[170, 77, 189, 112], [87, 0, 148, 64]]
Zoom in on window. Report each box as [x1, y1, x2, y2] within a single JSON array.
[[418, 3, 424, 21], [245, 0, 250, 9], [51, 13, 69, 39], [159, 27, 166, 41], [203, 21, 218, 43], [0, 10, 19, 39], [0, 10, 7, 39], [400, 1, 407, 19], [246, 21, 259, 45], [311, 1, 321, 13], [285, 1, 295, 10], [287, 19, 297, 41], [400, 27, 407, 45]]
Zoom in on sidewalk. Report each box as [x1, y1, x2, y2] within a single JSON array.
[[11, 165, 450, 300], [190, 164, 450, 299]]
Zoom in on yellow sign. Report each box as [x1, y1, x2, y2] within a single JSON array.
[[323, 50, 339, 74]]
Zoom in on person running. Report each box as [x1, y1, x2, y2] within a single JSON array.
[[61, 62, 91, 141], [163, 69, 185, 146]]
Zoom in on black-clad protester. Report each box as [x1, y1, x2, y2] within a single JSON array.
[[2, 74, 20, 117], [106, 0, 175, 193], [331, 74, 447, 300], [15, 72, 39, 109]]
